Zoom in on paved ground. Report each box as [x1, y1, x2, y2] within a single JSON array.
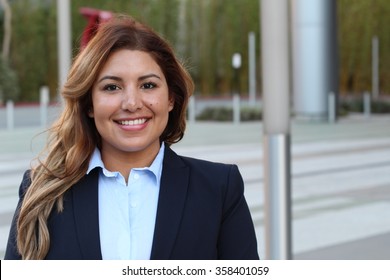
[[1, 112, 389, 260]]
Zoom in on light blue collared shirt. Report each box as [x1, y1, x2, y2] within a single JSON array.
[[87, 143, 165, 260]]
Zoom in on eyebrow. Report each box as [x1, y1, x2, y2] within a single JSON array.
[[97, 73, 162, 84], [139, 74, 162, 81], [97, 76, 122, 83]]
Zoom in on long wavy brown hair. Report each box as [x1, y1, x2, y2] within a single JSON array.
[[16, 15, 194, 259]]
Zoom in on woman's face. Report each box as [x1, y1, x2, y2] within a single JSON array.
[[90, 49, 173, 160]]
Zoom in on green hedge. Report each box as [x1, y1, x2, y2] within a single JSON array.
[[340, 98, 390, 114], [196, 98, 390, 122], [197, 106, 262, 121]]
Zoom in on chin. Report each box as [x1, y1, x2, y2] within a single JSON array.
[[118, 142, 157, 153]]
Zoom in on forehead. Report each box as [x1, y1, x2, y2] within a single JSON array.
[[98, 49, 164, 77]]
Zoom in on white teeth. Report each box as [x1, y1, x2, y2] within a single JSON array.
[[118, 119, 147, 126]]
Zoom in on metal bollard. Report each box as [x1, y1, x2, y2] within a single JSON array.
[[328, 92, 336, 123], [40, 86, 50, 127], [188, 96, 196, 123], [233, 94, 240, 124], [363, 91, 371, 118], [6, 100, 14, 130]]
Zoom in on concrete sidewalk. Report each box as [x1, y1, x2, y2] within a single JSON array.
[[176, 115, 390, 259], [1, 113, 390, 259]]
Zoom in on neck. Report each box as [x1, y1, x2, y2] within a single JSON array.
[[101, 143, 161, 181]]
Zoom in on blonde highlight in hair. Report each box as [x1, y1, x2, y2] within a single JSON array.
[[16, 15, 193, 259]]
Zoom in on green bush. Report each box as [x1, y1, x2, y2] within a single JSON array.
[[372, 100, 390, 113], [340, 98, 390, 114], [241, 106, 262, 121], [0, 57, 20, 102], [196, 106, 262, 121]]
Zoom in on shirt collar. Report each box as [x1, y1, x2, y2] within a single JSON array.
[[87, 148, 105, 174], [145, 142, 165, 180], [87, 142, 165, 181]]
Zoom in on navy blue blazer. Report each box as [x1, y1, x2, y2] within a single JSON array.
[[5, 146, 259, 260]]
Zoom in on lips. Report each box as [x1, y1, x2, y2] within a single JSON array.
[[116, 118, 149, 126]]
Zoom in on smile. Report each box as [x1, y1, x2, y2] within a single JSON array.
[[117, 118, 148, 126]]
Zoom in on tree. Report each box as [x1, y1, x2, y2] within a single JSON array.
[[0, 56, 19, 102], [0, 0, 19, 102], [0, 0, 11, 62], [4, 0, 389, 102]]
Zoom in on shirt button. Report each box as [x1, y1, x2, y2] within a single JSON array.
[[131, 202, 137, 208], [134, 174, 140, 180]]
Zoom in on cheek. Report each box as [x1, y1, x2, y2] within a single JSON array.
[[90, 100, 115, 129], [93, 94, 118, 113]]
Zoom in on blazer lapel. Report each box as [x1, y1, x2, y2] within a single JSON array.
[[150, 146, 189, 259], [72, 168, 102, 259]]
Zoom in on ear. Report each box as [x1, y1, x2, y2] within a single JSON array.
[[168, 96, 174, 112]]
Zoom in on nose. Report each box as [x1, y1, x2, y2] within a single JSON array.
[[121, 87, 143, 112]]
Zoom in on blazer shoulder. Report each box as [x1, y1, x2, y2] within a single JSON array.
[[166, 145, 233, 169], [175, 154, 243, 193], [180, 154, 233, 169], [18, 169, 32, 198], [166, 146, 241, 181], [179, 153, 241, 179]]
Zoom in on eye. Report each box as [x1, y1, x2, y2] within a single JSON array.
[[141, 82, 157, 90], [103, 84, 120, 91]]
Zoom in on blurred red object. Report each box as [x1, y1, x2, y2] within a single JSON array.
[[79, 7, 112, 48]]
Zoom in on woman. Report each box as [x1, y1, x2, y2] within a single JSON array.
[[5, 15, 259, 260]]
